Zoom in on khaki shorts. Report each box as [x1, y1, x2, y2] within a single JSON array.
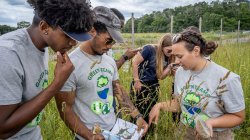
[[177, 123, 234, 140]]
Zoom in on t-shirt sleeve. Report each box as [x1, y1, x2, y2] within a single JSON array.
[[140, 45, 152, 60], [60, 71, 77, 92], [0, 48, 23, 105], [112, 59, 119, 81], [222, 76, 245, 113], [174, 68, 181, 96]]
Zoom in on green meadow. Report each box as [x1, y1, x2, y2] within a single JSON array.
[[41, 33, 250, 139]]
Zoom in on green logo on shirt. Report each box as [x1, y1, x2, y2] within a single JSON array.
[[102, 103, 111, 114], [36, 70, 48, 89], [184, 92, 200, 106], [91, 96, 113, 115], [28, 111, 43, 127], [97, 76, 109, 88], [91, 101, 104, 115], [91, 100, 112, 115], [88, 68, 113, 80], [181, 85, 210, 128]]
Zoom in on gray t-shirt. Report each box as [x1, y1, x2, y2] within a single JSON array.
[[174, 62, 245, 131], [61, 47, 119, 139], [0, 29, 48, 139]]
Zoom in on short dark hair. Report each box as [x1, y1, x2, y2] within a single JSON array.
[[27, 0, 94, 33], [93, 21, 108, 34]]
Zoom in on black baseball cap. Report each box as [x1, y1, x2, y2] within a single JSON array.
[[93, 6, 124, 43], [63, 31, 92, 42]]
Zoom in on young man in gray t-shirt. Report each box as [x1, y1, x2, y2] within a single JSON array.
[[56, 6, 148, 140], [0, 0, 94, 139]]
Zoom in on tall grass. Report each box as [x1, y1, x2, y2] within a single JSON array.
[[41, 36, 250, 139]]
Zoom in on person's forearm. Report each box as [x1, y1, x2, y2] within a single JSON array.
[[0, 81, 62, 138], [116, 56, 126, 69], [116, 89, 137, 118], [58, 105, 93, 139], [132, 63, 140, 81], [206, 113, 245, 128], [160, 67, 171, 80], [159, 99, 180, 112], [113, 81, 141, 118]]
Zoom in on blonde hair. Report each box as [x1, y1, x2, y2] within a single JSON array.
[[155, 33, 173, 79]]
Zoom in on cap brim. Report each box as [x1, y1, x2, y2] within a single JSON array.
[[106, 27, 124, 43], [65, 32, 92, 42]]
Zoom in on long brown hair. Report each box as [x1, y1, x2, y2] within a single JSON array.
[[156, 33, 172, 79]]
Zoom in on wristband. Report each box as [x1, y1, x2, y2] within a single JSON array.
[[122, 54, 129, 61]]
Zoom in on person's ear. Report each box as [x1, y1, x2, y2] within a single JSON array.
[[193, 46, 201, 56], [39, 20, 50, 35], [88, 27, 97, 37]]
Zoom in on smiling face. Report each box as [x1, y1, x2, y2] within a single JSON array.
[[172, 41, 200, 70]]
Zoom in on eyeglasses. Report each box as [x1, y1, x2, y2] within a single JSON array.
[[98, 34, 116, 46], [105, 38, 116, 46]]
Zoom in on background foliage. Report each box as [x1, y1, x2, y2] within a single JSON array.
[[123, 0, 250, 33]]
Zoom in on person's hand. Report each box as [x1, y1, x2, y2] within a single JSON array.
[[195, 118, 213, 138], [134, 80, 142, 92], [148, 103, 162, 126], [91, 134, 105, 140], [53, 52, 74, 88], [170, 63, 180, 75], [136, 117, 149, 136], [204, 119, 213, 137], [163, 63, 175, 73], [124, 48, 141, 60]]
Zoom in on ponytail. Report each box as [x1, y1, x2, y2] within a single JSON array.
[[204, 41, 218, 56]]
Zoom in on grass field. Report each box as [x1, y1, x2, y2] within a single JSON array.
[[41, 33, 250, 140]]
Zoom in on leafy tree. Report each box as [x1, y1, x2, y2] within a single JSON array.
[[17, 21, 31, 29], [0, 25, 16, 35], [123, 0, 250, 33]]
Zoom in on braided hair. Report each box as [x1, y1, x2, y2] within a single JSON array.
[[174, 27, 218, 56], [27, 0, 94, 33]]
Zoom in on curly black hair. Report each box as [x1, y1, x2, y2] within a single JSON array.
[[27, 0, 94, 33]]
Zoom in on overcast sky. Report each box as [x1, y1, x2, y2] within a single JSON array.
[[0, 0, 219, 27]]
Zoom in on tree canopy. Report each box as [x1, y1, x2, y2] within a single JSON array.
[[123, 0, 250, 33], [0, 21, 31, 35]]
